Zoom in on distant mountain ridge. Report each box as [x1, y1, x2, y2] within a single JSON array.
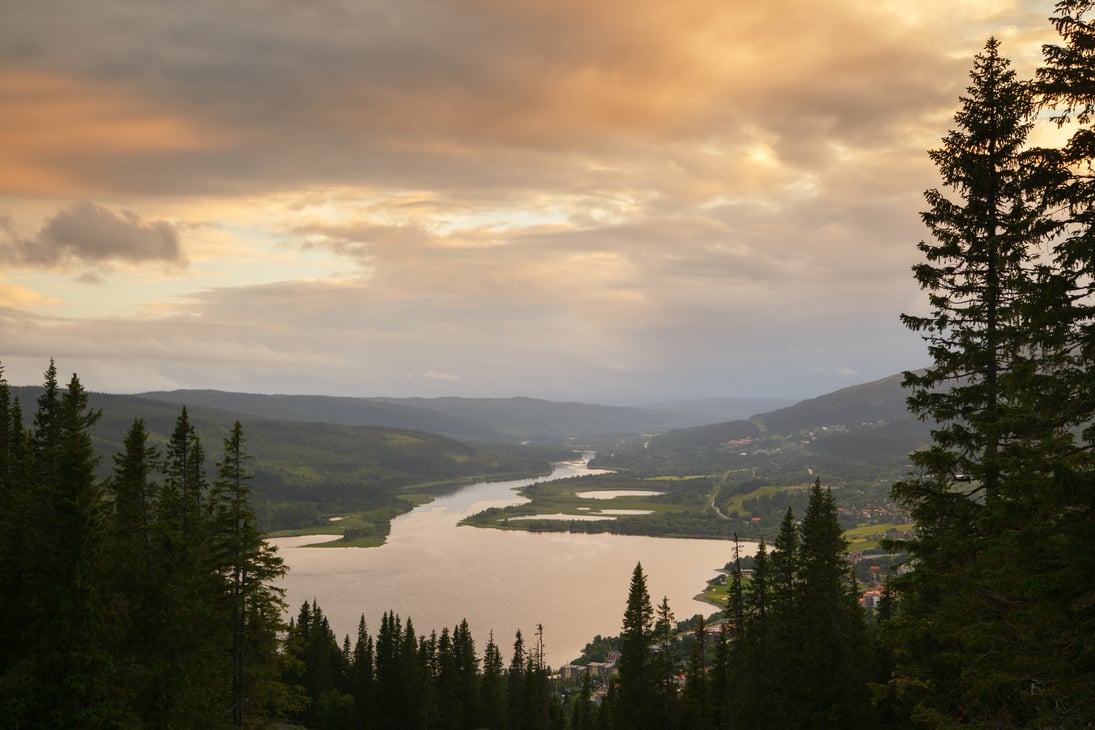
[[14, 374, 916, 449], [134, 390, 777, 443]]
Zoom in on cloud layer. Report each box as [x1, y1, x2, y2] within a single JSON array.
[[0, 0, 1059, 401]]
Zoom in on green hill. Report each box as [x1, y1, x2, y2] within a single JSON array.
[[10, 386, 558, 535]]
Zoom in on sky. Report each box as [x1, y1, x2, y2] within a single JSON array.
[[0, 0, 1063, 404]]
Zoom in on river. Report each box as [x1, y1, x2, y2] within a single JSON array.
[[272, 456, 748, 668]]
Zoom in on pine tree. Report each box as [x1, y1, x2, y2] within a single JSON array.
[[758, 508, 801, 726], [102, 418, 161, 721], [796, 480, 871, 728], [734, 539, 772, 730], [680, 615, 708, 730], [109, 419, 159, 571], [210, 420, 288, 726], [616, 562, 656, 730], [706, 623, 731, 729], [351, 615, 376, 727], [480, 630, 507, 730], [507, 629, 526, 730], [1027, 6, 1095, 722], [0, 364, 31, 683], [899, 36, 1060, 508], [374, 611, 403, 727], [5, 367, 116, 726], [404, 618, 432, 728], [452, 618, 479, 729], [436, 626, 460, 726], [653, 595, 678, 726], [892, 35, 1092, 726], [148, 407, 225, 726]]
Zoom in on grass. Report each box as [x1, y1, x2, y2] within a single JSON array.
[[479, 479, 680, 520], [310, 535, 386, 548], [702, 574, 730, 608], [268, 497, 434, 546], [843, 522, 912, 552]]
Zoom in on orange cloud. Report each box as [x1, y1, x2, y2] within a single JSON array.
[[0, 283, 60, 308], [0, 69, 222, 196]]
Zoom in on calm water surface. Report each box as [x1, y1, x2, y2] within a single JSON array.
[[273, 457, 749, 667]]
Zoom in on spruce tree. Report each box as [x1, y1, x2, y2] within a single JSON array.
[[617, 562, 656, 730], [374, 611, 404, 727], [680, 615, 708, 730], [436, 626, 460, 725], [103, 418, 161, 722], [452, 618, 479, 729], [4, 367, 116, 726], [796, 480, 871, 728], [892, 35, 1091, 726], [0, 364, 31, 683], [479, 630, 507, 730], [706, 624, 731, 729], [351, 615, 376, 727], [50, 373, 117, 725], [1030, 5, 1095, 722], [210, 420, 288, 726], [653, 595, 678, 727], [735, 539, 773, 730], [507, 629, 527, 730], [899, 36, 1059, 507], [759, 508, 801, 727], [148, 407, 225, 726]]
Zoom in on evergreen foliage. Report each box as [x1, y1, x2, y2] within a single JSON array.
[[617, 562, 657, 729], [890, 27, 1095, 727], [0, 363, 292, 728]]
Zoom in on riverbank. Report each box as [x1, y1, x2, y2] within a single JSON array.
[[273, 470, 735, 670], [461, 471, 745, 540], [268, 464, 556, 547]]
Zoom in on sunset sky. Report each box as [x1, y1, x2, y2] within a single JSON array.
[[0, 1, 1062, 403]]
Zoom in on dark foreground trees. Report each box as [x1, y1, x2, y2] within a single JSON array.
[[0, 362, 292, 727], [605, 483, 875, 730], [281, 602, 564, 730], [0, 363, 570, 728], [726, 483, 873, 730], [890, 26, 1095, 728]]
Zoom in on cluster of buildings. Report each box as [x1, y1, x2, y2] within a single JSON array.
[[557, 650, 620, 682]]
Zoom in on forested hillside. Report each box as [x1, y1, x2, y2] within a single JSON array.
[[467, 375, 927, 545], [11, 385, 558, 535], [593, 372, 927, 480]]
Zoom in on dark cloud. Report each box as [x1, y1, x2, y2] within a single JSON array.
[[1, 202, 186, 268]]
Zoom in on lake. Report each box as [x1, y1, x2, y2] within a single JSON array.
[[273, 456, 750, 668]]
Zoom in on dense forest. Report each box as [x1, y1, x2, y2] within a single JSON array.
[[4, 2, 1095, 728], [0, 363, 893, 729]]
